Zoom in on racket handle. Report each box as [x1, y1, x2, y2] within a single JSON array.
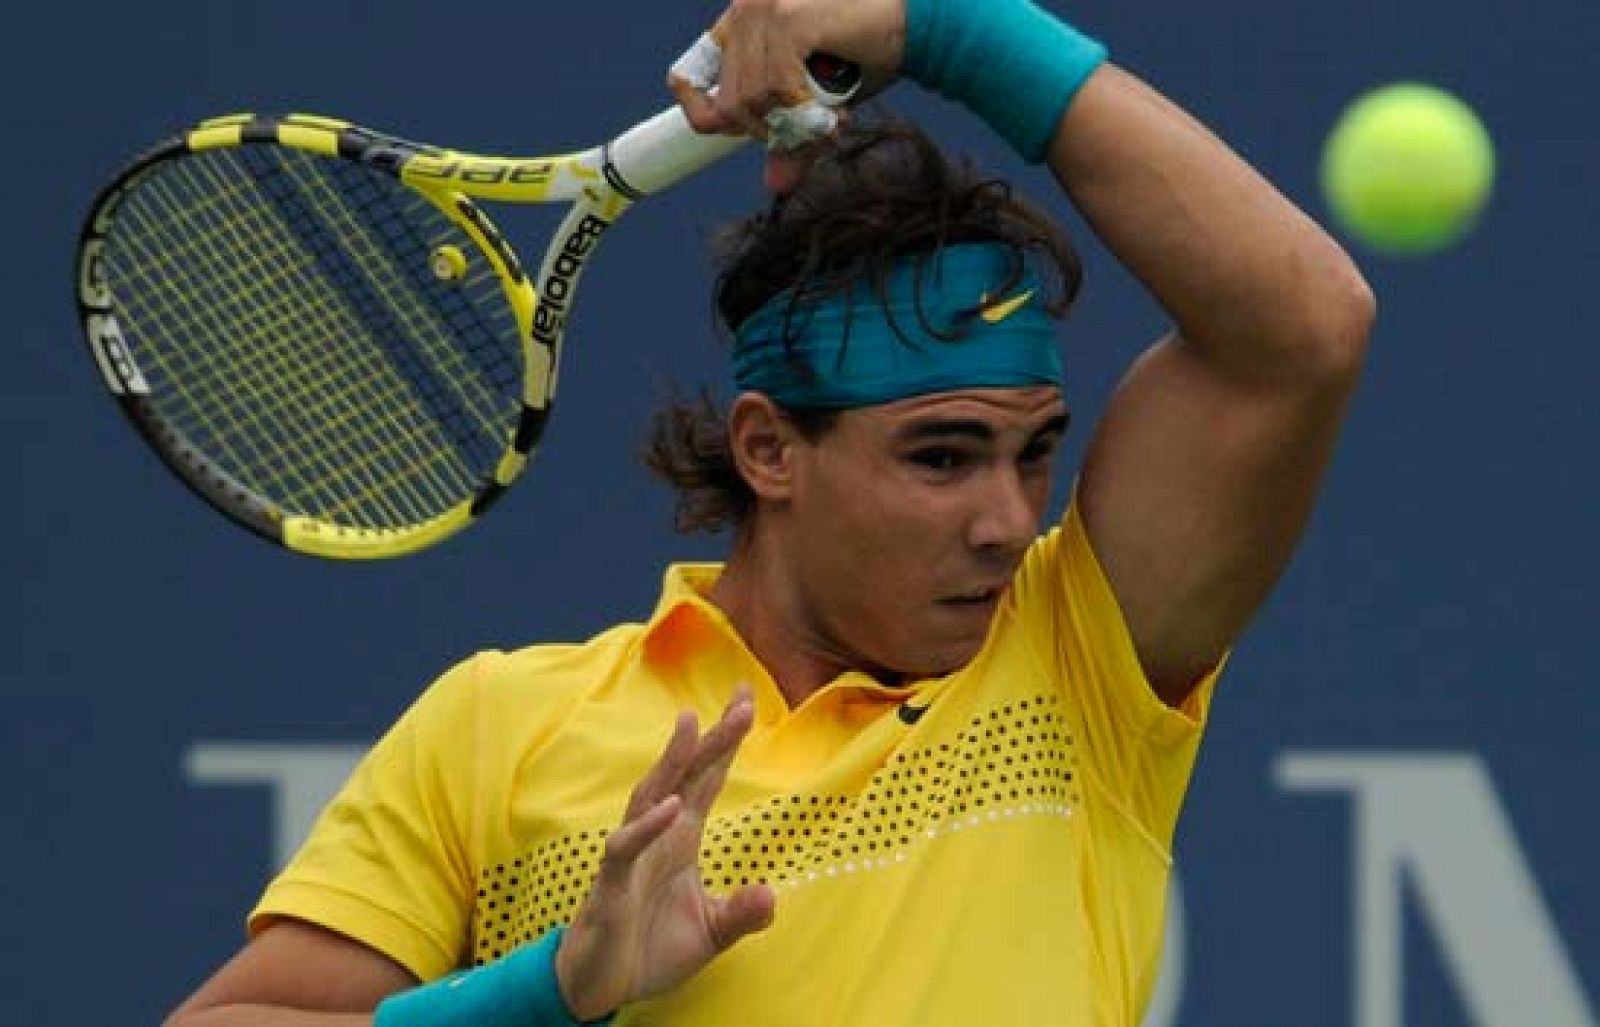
[[607, 55, 861, 197], [606, 109, 747, 197]]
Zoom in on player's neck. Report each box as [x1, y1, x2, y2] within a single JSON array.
[[709, 532, 849, 709]]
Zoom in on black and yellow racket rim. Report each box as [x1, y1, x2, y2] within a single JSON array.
[[77, 114, 545, 559]]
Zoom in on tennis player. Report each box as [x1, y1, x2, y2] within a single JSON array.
[[166, 0, 1374, 1023]]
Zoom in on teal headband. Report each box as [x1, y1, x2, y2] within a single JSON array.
[[731, 243, 1063, 409]]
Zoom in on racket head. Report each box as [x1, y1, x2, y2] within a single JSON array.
[[76, 114, 557, 559]]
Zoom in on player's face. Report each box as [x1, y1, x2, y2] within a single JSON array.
[[787, 386, 1068, 679]]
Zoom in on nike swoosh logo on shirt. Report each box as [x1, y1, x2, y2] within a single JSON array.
[[898, 701, 929, 725]]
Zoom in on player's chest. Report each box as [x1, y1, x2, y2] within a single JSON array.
[[468, 684, 1088, 965]]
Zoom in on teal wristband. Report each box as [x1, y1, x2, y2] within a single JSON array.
[[374, 926, 614, 1027], [902, 0, 1108, 162]]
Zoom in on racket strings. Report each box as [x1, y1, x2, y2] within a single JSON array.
[[114, 155, 482, 526], [204, 150, 500, 519], [279, 160, 513, 441], [118, 167, 432, 523], [120, 181, 454, 528], [104, 144, 524, 529], [234, 158, 491, 518]]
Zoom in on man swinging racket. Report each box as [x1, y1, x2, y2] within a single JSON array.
[[165, 0, 1373, 1023]]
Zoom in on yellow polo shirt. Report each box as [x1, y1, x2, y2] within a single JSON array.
[[251, 502, 1219, 1025]]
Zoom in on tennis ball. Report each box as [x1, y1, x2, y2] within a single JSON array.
[[1321, 83, 1495, 255]]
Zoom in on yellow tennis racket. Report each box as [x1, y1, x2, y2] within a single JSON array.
[[76, 58, 857, 560]]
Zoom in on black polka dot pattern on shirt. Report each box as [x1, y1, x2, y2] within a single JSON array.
[[470, 694, 1080, 964]]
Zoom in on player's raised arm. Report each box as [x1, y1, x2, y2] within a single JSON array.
[[694, 0, 1375, 705], [897, 0, 1376, 702], [1035, 60, 1375, 704]]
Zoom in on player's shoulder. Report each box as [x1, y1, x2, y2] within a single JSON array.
[[387, 621, 651, 781], [1010, 516, 1077, 609], [441, 620, 648, 708], [1005, 500, 1122, 640]]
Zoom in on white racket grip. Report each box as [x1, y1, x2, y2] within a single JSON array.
[[607, 54, 861, 197], [605, 106, 749, 198]]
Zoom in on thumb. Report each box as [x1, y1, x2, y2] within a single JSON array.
[[706, 883, 777, 953]]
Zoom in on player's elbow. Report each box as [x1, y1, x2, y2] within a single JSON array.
[[1325, 271, 1376, 375], [1292, 246, 1377, 384]]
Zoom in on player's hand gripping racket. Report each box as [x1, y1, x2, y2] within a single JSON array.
[[76, 56, 858, 560]]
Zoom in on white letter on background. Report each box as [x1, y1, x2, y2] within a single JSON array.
[[185, 743, 365, 869], [1277, 753, 1594, 1027]]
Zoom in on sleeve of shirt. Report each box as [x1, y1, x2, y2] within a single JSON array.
[[248, 653, 490, 982], [1009, 497, 1224, 853]]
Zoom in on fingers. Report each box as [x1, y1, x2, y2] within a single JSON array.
[[679, 691, 755, 816], [668, 26, 742, 135], [717, 12, 813, 134], [597, 794, 683, 887], [625, 710, 699, 820], [670, 76, 739, 136], [706, 884, 777, 953], [627, 688, 754, 827], [687, 686, 756, 778], [668, 11, 836, 146]]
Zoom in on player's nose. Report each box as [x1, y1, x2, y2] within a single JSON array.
[[967, 467, 1037, 555]]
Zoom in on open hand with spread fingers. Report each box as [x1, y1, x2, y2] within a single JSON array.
[[554, 687, 773, 1022]]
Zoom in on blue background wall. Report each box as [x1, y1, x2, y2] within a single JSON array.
[[6, 1, 1596, 1023]]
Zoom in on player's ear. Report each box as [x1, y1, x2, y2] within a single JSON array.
[[728, 392, 799, 502]]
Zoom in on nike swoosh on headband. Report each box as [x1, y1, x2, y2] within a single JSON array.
[[978, 288, 1036, 324]]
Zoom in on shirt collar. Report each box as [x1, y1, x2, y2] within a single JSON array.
[[640, 562, 947, 706], [641, 562, 740, 670]]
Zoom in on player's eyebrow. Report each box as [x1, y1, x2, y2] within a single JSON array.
[[894, 419, 997, 444], [894, 412, 1070, 445], [1030, 413, 1071, 441]]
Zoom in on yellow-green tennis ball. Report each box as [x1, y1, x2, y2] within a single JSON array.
[[1322, 84, 1495, 255]]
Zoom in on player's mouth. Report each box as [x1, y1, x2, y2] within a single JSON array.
[[938, 586, 1003, 608]]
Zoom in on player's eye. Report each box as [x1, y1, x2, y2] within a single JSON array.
[[908, 446, 969, 473], [1019, 436, 1058, 468]]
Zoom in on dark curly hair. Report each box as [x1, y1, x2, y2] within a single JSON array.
[[644, 115, 1083, 534]]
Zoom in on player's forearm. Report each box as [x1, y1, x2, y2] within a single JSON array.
[[1048, 64, 1375, 384]]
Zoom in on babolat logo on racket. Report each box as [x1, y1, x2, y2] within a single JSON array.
[[408, 157, 558, 186], [533, 213, 612, 348]]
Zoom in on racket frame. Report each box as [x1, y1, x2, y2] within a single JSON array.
[[76, 108, 742, 559], [77, 66, 856, 559]]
